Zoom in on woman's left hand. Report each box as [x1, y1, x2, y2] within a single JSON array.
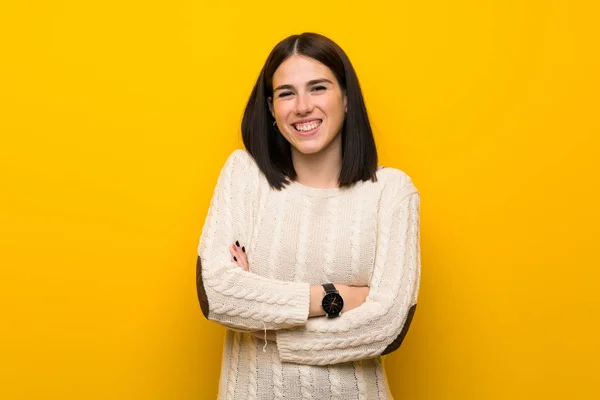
[[229, 240, 249, 271]]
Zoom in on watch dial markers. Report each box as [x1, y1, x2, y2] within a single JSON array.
[[322, 293, 344, 315]]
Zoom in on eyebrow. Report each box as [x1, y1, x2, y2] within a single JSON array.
[[273, 78, 333, 92]]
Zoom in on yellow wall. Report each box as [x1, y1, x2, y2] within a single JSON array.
[[1, 1, 598, 398]]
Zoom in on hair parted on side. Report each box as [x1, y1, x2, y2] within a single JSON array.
[[241, 32, 378, 190]]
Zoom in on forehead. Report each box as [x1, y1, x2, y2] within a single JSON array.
[[272, 55, 336, 86]]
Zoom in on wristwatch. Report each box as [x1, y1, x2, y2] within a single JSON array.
[[321, 283, 344, 318]]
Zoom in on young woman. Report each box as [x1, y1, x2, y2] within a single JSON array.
[[196, 32, 420, 399]]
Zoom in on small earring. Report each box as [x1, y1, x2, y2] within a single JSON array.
[[273, 120, 279, 131]]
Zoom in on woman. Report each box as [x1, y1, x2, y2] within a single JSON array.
[[196, 32, 420, 399]]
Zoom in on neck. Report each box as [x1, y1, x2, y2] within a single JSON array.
[[291, 135, 342, 189]]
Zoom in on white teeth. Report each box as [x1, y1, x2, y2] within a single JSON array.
[[294, 120, 321, 132]]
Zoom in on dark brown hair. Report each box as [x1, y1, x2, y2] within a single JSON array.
[[241, 32, 378, 190]]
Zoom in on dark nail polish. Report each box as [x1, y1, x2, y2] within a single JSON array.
[[242, 246, 245, 252], [236, 241, 240, 247], [233, 256, 237, 262]]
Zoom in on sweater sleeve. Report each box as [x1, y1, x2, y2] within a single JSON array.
[[275, 185, 420, 365], [196, 150, 311, 331]]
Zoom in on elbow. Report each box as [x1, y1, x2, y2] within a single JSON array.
[[196, 256, 261, 332], [381, 303, 418, 355], [196, 256, 210, 319]]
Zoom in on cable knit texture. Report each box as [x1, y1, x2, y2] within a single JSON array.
[[197, 149, 420, 399]]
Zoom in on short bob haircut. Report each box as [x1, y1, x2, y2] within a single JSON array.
[[242, 32, 378, 190]]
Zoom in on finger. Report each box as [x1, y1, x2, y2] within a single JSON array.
[[233, 241, 249, 271], [230, 243, 248, 271], [229, 244, 244, 269], [237, 245, 249, 271]]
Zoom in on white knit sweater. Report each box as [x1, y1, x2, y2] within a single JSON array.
[[196, 149, 420, 400]]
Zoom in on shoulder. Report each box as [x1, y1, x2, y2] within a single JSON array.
[[219, 149, 265, 189], [223, 148, 255, 168], [375, 166, 419, 206], [221, 149, 261, 177]]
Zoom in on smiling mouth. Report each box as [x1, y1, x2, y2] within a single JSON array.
[[293, 120, 322, 132]]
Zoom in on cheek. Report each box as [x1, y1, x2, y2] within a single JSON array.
[[273, 102, 292, 118], [323, 99, 345, 122]]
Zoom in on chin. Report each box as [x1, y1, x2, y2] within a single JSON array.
[[287, 130, 340, 156], [292, 143, 325, 155]]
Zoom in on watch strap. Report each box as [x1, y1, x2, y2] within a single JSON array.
[[322, 283, 337, 294]]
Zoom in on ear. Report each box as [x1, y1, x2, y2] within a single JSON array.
[[267, 97, 275, 117], [343, 92, 348, 114]]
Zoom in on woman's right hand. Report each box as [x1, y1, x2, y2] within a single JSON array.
[[229, 240, 249, 271]]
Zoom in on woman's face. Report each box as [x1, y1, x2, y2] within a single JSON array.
[[268, 55, 347, 156]]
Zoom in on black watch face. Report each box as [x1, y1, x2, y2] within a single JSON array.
[[322, 293, 344, 316]]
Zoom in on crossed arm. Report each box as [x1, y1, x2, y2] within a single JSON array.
[[228, 240, 369, 317], [196, 191, 419, 365], [226, 240, 369, 340], [196, 151, 420, 365]]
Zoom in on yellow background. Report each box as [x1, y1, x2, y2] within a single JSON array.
[[1, 1, 599, 398]]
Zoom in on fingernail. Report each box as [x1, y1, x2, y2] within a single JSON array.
[[242, 246, 245, 252], [236, 241, 240, 247], [233, 256, 237, 262]]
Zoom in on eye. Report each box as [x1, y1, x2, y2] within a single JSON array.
[[312, 85, 327, 92], [278, 91, 293, 98]]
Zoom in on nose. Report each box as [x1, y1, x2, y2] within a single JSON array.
[[294, 92, 313, 115]]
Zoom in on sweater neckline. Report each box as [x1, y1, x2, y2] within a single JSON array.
[[286, 179, 354, 198]]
